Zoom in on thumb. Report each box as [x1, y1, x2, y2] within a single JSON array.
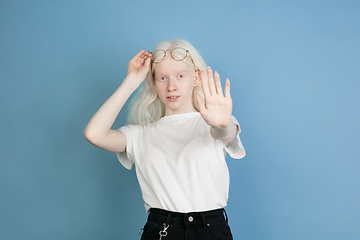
[[196, 93, 206, 113], [143, 56, 152, 68]]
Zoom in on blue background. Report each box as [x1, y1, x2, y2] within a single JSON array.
[[1, 0, 359, 239]]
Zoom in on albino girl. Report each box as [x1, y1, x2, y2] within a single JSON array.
[[84, 40, 246, 240]]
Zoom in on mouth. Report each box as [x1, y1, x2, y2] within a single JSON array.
[[167, 96, 180, 101]]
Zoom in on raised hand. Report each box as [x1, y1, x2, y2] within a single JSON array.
[[84, 49, 153, 152], [127, 49, 152, 84], [196, 67, 233, 129]]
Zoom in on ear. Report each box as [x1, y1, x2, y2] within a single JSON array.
[[194, 70, 200, 87]]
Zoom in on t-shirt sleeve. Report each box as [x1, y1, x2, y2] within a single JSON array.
[[224, 115, 246, 159], [116, 124, 136, 170]]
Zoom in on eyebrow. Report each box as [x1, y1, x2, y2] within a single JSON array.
[[155, 70, 188, 76]]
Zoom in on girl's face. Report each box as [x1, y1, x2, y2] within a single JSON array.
[[153, 56, 199, 116]]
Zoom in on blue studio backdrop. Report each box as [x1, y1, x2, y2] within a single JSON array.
[[1, 0, 359, 239]]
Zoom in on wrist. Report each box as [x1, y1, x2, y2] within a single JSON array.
[[122, 75, 143, 91], [210, 122, 235, 140]]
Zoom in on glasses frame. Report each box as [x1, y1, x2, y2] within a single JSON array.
[[151, 47, 190, 63]]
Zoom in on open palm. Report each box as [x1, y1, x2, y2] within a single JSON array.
[[196, 67, 233, 129]]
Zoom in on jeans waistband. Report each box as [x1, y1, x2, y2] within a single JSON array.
[[147, 208, 228, 227]]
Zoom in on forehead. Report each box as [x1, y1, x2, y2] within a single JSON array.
[[154, 57, 194, 76]]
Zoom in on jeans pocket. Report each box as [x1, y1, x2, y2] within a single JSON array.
[[209, 222, 233, 240], [140, 221, 163, 240]]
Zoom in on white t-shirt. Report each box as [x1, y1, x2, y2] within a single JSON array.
[[116, 112, 246, 213]]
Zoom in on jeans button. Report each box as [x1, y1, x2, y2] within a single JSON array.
[[188, 216, 194, 222]]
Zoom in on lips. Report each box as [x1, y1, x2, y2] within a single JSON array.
[[167, 96, 180, 101]]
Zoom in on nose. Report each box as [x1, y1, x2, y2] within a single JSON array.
[[167, 78, 177, 92]]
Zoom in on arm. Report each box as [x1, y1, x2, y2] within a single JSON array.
[[84, 50, 152, 152], [196, 67, 237, 145], [210, 122, 237, 144]]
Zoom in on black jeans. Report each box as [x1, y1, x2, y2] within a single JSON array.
[[140, 208, 233, 240]]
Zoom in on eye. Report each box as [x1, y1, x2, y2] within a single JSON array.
[[177, 74, 184, 79], [158, 76, 167, 81]]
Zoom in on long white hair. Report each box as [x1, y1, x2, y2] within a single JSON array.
[[128, 40, 207, 125]]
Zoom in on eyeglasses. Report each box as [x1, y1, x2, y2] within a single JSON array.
[[151, 47, 190, 63]]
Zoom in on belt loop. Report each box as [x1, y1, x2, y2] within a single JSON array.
[[165, 212, 172, 226], [223, 208, 228, 223], [200, 212, 207, 228]]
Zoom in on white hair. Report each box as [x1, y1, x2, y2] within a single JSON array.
[[128, 40, 207, 125]]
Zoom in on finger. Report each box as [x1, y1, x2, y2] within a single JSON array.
[[207, 67, 216, 95], [143, 53, 152, 67], [195, 93, 206, 113], [141, 51, 152, 58], [214, 71, 223, 96], [134, 52, 146, 65], [129, 50, 145, 67], [139, 51, 153, 65], [224, 78, 231, 98], [133, 49, 146, 61], [140, 51, 151, 63], [200, 70, 211, 98]]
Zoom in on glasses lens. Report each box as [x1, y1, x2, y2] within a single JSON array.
[[151, 50, 166, 63], [171, 48, 188, 61]]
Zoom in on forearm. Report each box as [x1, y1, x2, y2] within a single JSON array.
[[84, 76, 139, 139], [210, 122, 237, 143]]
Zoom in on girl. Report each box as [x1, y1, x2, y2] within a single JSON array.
[[84, 40, 246, 240]]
